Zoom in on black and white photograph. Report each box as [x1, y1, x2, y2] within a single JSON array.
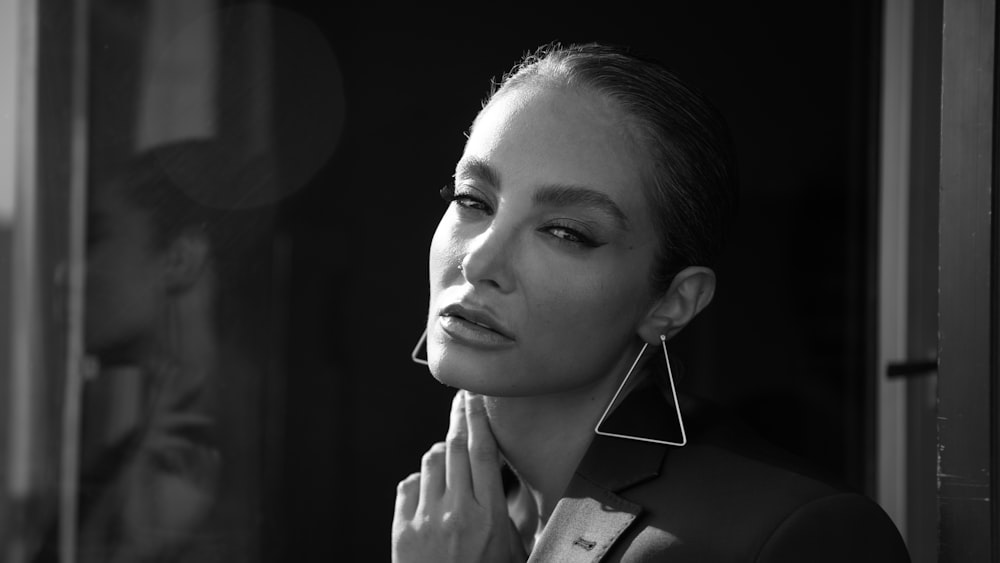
[[0, 1, 993, 562]]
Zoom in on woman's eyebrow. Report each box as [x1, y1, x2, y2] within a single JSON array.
[[533, 185, 630, 231], [455, 158, 630, 230], [454, 157, 501, 187]]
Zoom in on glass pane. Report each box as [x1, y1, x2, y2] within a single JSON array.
[[74, 1, 340, 560]]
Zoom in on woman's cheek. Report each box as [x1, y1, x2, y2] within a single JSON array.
[[539, 264, 644, 337], [428, 225, 457, 286]]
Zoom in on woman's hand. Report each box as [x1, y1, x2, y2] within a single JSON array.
[[392, 390, 527, 563]]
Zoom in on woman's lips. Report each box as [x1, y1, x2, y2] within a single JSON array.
[[438, 315, 515, 348], [438, 303, 515, 348]]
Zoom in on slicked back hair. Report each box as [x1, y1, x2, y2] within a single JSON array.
[[486, 42, 739, 294]]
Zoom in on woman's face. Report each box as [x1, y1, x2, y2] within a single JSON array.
[[85, 183, 168, 364], [426, 84, 662, 397]]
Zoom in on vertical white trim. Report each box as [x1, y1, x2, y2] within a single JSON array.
[[877, 0, 913, 542], [8, 0, 40, 504], [0, 1, 21, 223]]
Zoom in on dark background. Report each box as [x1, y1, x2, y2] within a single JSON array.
[[267, 4, 881, 560]]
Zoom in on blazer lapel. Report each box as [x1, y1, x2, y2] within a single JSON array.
[[527, 430, 668, 562], [527, 477, 641, 563]]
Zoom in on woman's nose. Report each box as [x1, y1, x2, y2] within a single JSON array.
[[459, 226, 515, 293]]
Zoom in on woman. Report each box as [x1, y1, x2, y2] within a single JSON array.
[[75, 140, 272, 562], [392, 43, 910, 562]]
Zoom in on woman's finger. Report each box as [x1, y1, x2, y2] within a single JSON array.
[[416, 442, 446, 514], [464, 392, 503, 506], [445, 390, 472, 493], [394, 472, 421, 522]]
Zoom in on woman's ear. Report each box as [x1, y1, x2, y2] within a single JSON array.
[[637, 266, 716, 343], [163, 230, 211, 294]]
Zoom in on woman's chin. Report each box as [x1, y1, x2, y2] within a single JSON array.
[[429, 360, 510, 396], [428, 362, 484, 392], [429, 361, 551, 398]]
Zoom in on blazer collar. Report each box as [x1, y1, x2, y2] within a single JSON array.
[[527, 381, 672, 562]]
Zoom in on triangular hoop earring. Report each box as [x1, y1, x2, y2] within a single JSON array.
[[594, 334, 687, 447], [411, 328, 429, 366]]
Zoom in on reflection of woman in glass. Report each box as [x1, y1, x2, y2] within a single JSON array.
[[80, 140, 268, 562], [393, 43, 910, 562]]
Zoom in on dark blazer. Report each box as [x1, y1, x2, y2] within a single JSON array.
[[527, 386, 911, 562]]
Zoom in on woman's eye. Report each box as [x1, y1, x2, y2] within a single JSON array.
[[441, 185, 493, 214], [545, 225, 600, 248], [454, 194, 491, 212]]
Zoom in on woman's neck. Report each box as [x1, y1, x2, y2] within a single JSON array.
[[484, 358, 634, 530]]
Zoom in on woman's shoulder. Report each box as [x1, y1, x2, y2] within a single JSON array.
[[610, 398, 911, 562]]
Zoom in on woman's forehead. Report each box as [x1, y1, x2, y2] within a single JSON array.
[[462, 86, 644, 193]]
